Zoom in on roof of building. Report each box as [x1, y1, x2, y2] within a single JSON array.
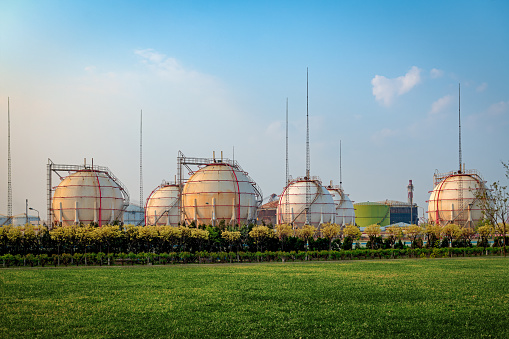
[[258, 201, 278, 209]]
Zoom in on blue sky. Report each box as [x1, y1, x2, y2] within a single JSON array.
[[1, 0, 508, 221]]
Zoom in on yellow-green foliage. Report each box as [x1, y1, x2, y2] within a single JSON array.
[[249, 225, 274, 241], [364, 224, 381, 238], [190, 228, 209, 240], [404, 224, 423, 241], [274, 224, 293, 239], [221, 230, 241, 242], [297, 224, 316, 240], [320, 223, 341, 240], [343, 224, 361, 240]]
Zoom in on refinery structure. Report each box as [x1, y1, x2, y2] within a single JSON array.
[[47, 159, 130, 227], [2, 82, 490, 230]]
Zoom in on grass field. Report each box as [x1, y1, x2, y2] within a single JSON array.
[[1, 258, 508, 338]]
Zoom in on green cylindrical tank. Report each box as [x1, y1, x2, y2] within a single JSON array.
[[353, 202, 390, 228]]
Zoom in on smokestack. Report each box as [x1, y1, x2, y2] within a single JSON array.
[[407, 180, 414, 205], [408, 180, 414, 224]]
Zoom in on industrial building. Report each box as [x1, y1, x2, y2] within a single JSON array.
[[257, 200, 278, 226], [377, 200, 418, 225], [353, 202, 391, 228], [123, 203, 144, 226], [0, 214, 40, 226]]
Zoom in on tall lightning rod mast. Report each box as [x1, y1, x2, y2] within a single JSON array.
[[286, 98, 289, 185], [339, 140, 342, 189], [458, 83, 462, 174], [285, 98, 290, 224], [140, 110, 143, 216], [7, 97, 12, 224], [306, 68, 310, 179], [305, 68, 311, 225]]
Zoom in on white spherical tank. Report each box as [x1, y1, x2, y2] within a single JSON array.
[[326, 186, 355, 226], [145, 183, 180, 226], [277, 179, 335, 228], [428, 173, 485, 228], [181, 163, 258, 226], [52, 170, 126, 226]]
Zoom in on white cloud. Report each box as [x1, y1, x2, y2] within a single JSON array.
[[430, 68, 444, 79], [465, 100, 509, 132], [371, 128, 398, 143], [429, 95, 453, 115], [265, 121, 283, 136], [485, 100, 508, 116], [371, 66, 422, 106], [476, 82, 488, 92]]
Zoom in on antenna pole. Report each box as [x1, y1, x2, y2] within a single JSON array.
[[306, 68, 310, 179], [286, 98, 289, 185], [140, 110, 143, 220], [458, 83, 462, 174], [339, 140, 342, 188], [305, 68, 311, 225], [7, 97, 12, 224], [285, 98, 290, 224]]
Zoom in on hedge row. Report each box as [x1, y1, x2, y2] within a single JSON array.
[[1, 247, 506, 268]]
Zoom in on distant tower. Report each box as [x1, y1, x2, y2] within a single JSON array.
[[285, 98, 290, 222], [140, 110, 144, 219], [407, 180, 414, 224], [458, 83, 462, 174], [7, 97, 12, 224], [339, 140, 342, 188], [305, 68, 311, 225]]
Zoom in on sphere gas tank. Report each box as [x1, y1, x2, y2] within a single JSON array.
[[52, 170, 125, 226], [277, 179, 335, 227], [327, 186, 355, 226], [145, 184, 180, 226], [181, 163, 258, 225], [428, 174, 484, 227]]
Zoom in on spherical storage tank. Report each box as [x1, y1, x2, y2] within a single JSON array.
[[428, 173, 485, 228], [354, 202, 390, 228], [52, 169, 127, 226], [145, 183, 180, 226], [277, 179, 335, 228], [326, 184, 355, 226], [181, 163, 259, 226]]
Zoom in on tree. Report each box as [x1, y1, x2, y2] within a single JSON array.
[[221, 230, 241, 252], [274, 224, 293, 251], [92, 226, 121, 254], [364, 224, 381, 250], [457, 226, 475, 247], [190, 228, 209, 251], [249, 225, 274, 252], [385, 226, 403, 249], [159, 226, 182, 252], [297, 225, 316, 250], [320, 223, 341, 251], [423, 223, 441, 248], [476, 164, 509, 256], [441, 224, 462, 248], [476, 224, 493, 249], [404, 224, 423, 249], [343, 225, 361, 249]]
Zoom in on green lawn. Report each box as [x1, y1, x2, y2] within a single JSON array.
[[1, 258, 508, 338]]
